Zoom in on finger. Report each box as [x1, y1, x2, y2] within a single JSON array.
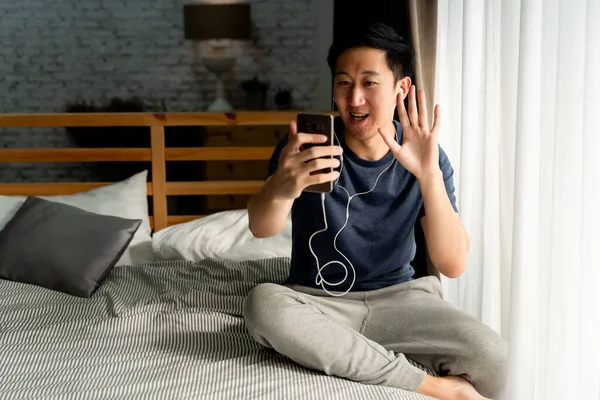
[[297, 145, 343, 163], [283, 121, 302, 155], [378, 127, 402, 154], [289, 120, 298, 136], [417, 89, 429, 129], [408, 86, 419, 126], [288, 132, 326, 154], [396, 91, 410, 127], [306, 170, 340, 187], [295, 132, 328, 145], [303, 157, 341, 174], [431, 104, 441, 134]]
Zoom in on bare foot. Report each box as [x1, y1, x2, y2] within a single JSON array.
[[416, 374, 490, 400], [439, 376, 490, 400]]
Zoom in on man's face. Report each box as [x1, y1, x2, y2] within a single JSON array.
[[333, 47, 403, 143]]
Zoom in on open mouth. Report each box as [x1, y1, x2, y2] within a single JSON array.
[[349, 112, 369, 123]]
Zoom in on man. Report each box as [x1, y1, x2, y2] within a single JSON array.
[[243, 23, 507, 400]]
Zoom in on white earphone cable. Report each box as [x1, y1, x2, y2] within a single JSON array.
[[308, 130, 397, 297]]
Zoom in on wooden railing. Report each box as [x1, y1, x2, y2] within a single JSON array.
[[0, 111, 311, 231]]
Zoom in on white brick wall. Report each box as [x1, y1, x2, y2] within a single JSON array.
[[0, 0, 333, 183]]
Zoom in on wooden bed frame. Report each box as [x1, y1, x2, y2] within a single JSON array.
[[0, 111, 300, 232], [0, 111, 436, 279]]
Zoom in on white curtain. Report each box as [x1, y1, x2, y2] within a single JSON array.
[[434, 0, 600, 399]]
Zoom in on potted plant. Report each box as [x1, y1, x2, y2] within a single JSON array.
[[274, 85, 293, 110], [240, 77, 269, 110]]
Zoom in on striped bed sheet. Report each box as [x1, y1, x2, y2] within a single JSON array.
[[0, 257, 435, 400]]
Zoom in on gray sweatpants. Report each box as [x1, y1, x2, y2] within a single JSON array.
[[243, 276, 507, 399]]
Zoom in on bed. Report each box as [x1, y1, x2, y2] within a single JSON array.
[[0, 112, 437, 400]]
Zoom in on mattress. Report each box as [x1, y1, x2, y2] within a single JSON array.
[[0, 257, 435, 400]]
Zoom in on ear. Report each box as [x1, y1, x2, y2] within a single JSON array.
[[394, 77, 412, 104]]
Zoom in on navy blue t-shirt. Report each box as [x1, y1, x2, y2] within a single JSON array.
[[266, 117, 458, 292]]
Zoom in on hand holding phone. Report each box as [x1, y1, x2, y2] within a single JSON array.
[[270, 114, 342, 199], [296, 113, 337, 193]]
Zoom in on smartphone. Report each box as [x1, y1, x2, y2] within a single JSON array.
[[296, 112, 335, 193]]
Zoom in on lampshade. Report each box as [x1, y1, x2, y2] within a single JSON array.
[[183, 3, 251, 40]]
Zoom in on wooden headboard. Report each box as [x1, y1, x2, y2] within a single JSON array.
[[0, 112, 305, 232], [0, 111, 437, 279]]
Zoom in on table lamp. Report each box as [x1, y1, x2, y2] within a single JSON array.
[[183, 3, 251, 112]]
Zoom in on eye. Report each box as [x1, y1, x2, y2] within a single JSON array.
[[363, 81, 378, 87], [336, 80, 351, 86]]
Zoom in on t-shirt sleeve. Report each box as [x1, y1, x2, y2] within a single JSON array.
[[266, 133, 290, 179], [419, 145, 459, 218]]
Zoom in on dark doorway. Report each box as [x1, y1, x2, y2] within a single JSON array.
[[333, 0, 411, 47], [331, 0, 412, 115]]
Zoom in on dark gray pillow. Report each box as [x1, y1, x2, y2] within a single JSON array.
[[0, 196, 142, 298]]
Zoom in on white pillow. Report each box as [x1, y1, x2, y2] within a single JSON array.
[[152, 209, 292, 262], [0, 170, 154, 266]]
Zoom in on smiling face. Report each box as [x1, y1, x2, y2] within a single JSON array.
[[333, 47, 409, 153]]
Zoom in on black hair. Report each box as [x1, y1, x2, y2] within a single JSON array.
[[326, 22, 415, 83]]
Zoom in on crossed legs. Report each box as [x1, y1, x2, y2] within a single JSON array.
[[243, 277, 507, 399]]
